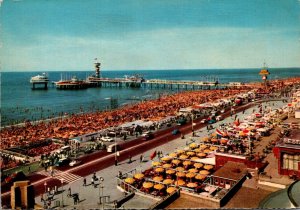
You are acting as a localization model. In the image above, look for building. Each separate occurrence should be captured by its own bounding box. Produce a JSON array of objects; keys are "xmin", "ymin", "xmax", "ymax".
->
[
  {"xmin": 10, "ymin": 181, "xmax": 35, "ymax": 209},
  {"xmin": 273, "ymin": 129, "xmax": 300, "ymax": 179}
]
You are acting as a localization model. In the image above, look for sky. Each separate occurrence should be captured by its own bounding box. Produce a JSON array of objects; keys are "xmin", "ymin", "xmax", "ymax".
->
[{"xmin": 1, "ymin": 0, "xmax": 300, "ymax": 71}]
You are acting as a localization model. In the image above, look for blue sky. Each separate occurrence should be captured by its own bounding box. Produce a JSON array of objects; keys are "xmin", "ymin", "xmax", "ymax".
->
[{"xmin": 1, "ymin": 0, "xmax": 300, "ymax": 71}]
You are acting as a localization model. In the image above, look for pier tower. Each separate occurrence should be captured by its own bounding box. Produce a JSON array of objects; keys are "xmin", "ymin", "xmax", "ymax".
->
[
  {"xmin": 94, "ymin": 58, "xmax": 101, "ymax": 78},
  {"xmin": 259, "ymin": 62, "xmax": 270, "ymax": 87}
]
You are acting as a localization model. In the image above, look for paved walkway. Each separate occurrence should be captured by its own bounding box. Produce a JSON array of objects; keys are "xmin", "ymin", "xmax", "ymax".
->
[{"xmin": 34, "ymin": 101, "xmax": 287, "ymax": 209}]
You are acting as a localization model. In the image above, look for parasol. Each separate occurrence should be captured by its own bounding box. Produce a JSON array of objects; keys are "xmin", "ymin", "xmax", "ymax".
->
[
  {"xmin": 154, "ymin": 183, "xmax": 165, "ymax": 190},
  {"xmin": 174, "ymin": 179, "xmax": 186, "ymax": 186},
  {"xmin": 187, "ymin": 182, "xmax": 198, "ymax": 188},
  {"xmin": 179, "ymin": 154, "xmax": 188, "ymax": 159},
  {"xmin": 124, "ymin": 177, "xmax": 135, "ymax": 184},
  {"xmin": 194, "ymin": 163, "xmax": 203, "ymax": 169},
  {"xmin": 167, "ymin": 187, "xmax": 177, "ymax": 194},
  {"xmin": 195, "ymin": 174, "xmax": 207, "ymax": 180},
  {"xmin": 176, "ymin": 172, "xmax": 186, "ymax": 178},
  {"xmin": 200, "ymin": 170, "xmax": 210, "ymax": 175},
  {"xmin": 143, "ymin": 182, "xmax": 154, "ymax": 189},
  {"xmin": 162, "ymin": 163, "xmax": 172, "ymax": 169},
  {"xmin": 166, "ymin": 169, "xmax": 176, "ymax": 174},
  {"xmin": 153, "ymin": 176, "xmax": 163, "ymax": 182},
  {"xmin": 163, "ymin": 179, "xmax": 174, "ymax": 185},
  {"xmin": 152, "ymin": 161, "xmax": 161, "ymax": 167},
  {"xmin": 172, "ymin": 159, "xmax": 181, "ymax": 165},
  {"xmin": 176, "ymin": 167, "xmax": 185, "ymax": 171},
  {"xmin": 186, "ymin": 151, "xmax": 195, "ymax": 156},
  {"xmin": 203, "ymin": 164, "xmax": 214, "ymax": 170},
  {"xmin": 186, "ymin": 172, "xmax": 196, "ymax": 178},
  {"xmin": 183, "ymin": 160, "xmax": 192, "ymax": 166},
  {"xmin": 188, "ymin": 168, "xmax": 198, "ymax": 173},
  {"xmin": 155, "ymin": 167, "xmax": 164, "ymax": 173},
  {"xmin": 134, "ymin": 173, "xmax": 145, "ymax": 179}
]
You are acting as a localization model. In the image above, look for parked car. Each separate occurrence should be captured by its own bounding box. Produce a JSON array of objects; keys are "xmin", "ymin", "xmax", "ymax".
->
[
  {"xmin": 172, "ymin": 129, "xmax": 181, "ymax": 135},
  {"xmin": 177, "ymin": 118, "xmax": 187, "ymax": 125},
  {"xmin": 101, "ymin": 136, "xmax": 114, "ymax": 142},
  {"xmin": 200, "ymin": 119, "xmax": 208, "ymax": 124},
  {"xmin": 69, "ymin": 159, "xmax": 82, "ymax": 167},
  {"xmin": 55, "ymin": 158, "xmax": 70, "ymax": 167},
  {"xmin": 141, "ymin": 132, "xmax": 154, "ymax": 140},
  {"xmin": 208, "ymin": 119, "xmax": 216, "ymax": 124}
]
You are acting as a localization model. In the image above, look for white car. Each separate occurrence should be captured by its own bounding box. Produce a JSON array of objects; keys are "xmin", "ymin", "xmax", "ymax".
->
[
  {"xmin": 101, "ymin": 136, "xmax": 114, "ymax": 142},
  {"xmin": 69, "ymin": 159, "xmax": 81, "ymax": 167}
]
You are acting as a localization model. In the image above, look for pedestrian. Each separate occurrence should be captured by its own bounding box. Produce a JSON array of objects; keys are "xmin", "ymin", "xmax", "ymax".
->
[
  {"xmin": 115, "ymin": 159, "xmax": 118, "ymax": 166},
  {"xmin": 118, "ymin": 171, "xmax": 122, "ymax": 178},
  {"xmin": 28, "ymin": 166, "xmax": 31, "ymax": 173},
  {"xmin": 83, "ymin": 178, "xmax": 86, "ymax": 186},
  {"xmin": 128, "ymin": 155, "xmax": 132, "ymax": 163},
  {"xmin": 91, "ymin": 177, "xmax": 94, "ymax": 185},
  {"xmin": 140, "ymin": 154, "xmax": 143, "ymax": 163},
  {"xmin": 68, "ymin": 187, "xmax": 71, "ymax": 197}
]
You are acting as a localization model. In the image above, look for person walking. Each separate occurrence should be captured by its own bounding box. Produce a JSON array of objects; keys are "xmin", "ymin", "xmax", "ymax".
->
[
  {"xmin": 128, "ymin": 155, "xmax": 132, "ymax": 163},
  {"xmin": 139, "ymin": 154, "xmax": 143, "ymax": 163},
  {"xmin": 83, "ymin": 178, "xmax": 86, "ymax": 186}
]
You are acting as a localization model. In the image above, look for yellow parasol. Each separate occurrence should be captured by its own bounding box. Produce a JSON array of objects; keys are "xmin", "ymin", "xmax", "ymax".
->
[
  {"xmin": 190, "ymin": 156, "xmax": 200, "ymax": 161},
  {"xmin": 210, "ymin": 146, "xmax": 218, "ymax": 151},
  {"xmin": 163, "ymin": 179, "xmax": 174, "ymax": 185},
  {"xmin": 174, "ymin": 179, "xmax": 186, "ymax": 186},
  {"xmin": 134, "ymin": 173, "xmax": 145, "ymax": 179},
  {"xmin": 154, "ymin": 183, "xmax": 165, "ymax": 190},
  {"xmin": 152, "ymin": 161, "xmax": 161, "ymax": 167},
  {"xmin": 197, "ymin": 153, "xmax": 207, "ymax": 158},
  {"xmin": 186, "ymin": 172, "xmax": 196, "ymax": 178},
  {"xmin": 179, "ymin": 154, "xmax": 188, "ymax": 159},
  {"xmin": 169, "ymin": 153, "xmax": 177, "ymax": 158},
  {"xmin": 183, "ymin": 160, "xmax": 192, "ymax": 166},
  {"xmin": 200, "ymin": 144, "xmax": 208, "ymax": 149},
  {"xmin": 176, "ymin": 172, "xmax": 186, "ymax": 178},
  {"xmin": 194, "ymin": 163, "xmax": 203, "ymax": 169},
  {"xmin": 203, "ymin": 164, "xmax": 214, "ymax": 170},
  {"xmin": 186, "ymin": 151, "xmax": 195, "ymax": 156},
  {"xmin": 188, "ymin": 168, "xmax": 199, "ymax": 173},
  {"xmin": 203, "ymin": 149, "xmax": 211, "ymax": 153},
  {"xmin": 189, "ymin": 143, "xmax": 198, "ymax": 149},
  {"xmin": 155, "ymin": 167, "xmax": 164, "ymax": 173},
  {"xmin": 143, "ymin": 182, "xmax": 154, "ymax": 189},
  {"xmin": 176, "ymin": 149, "xmax": 185, "ymax": 154},
  {"xmin": 166, "ymin": 169, "xmax": 176, "ymax": 174},
  {"xmin": 172, "ymin": 159, "xmax": 181, "ymax": 165},
  {"xmin": 153, "ymin": 176, "xmax": 163, "ymax": 182},
  {"xmin": 195, "ymin": 174, "xmax": 207, "ymax": 180},
  {"xmin": 193, "ymin": 148, "xmax": 202, "ymax": 153},
  {"xmin": 176, "ymin": 167, "xmax": 185, "ymax": 171},
  {"xmin": 187, "ymin": 182, "xmax": 198, "ymax": 188},
  {"xmin": 167, "ymin": 187, "xmax": 177, "ymax": 194},
  {"xmin": 124, "ymin": 177, "xmax": 135, "ymax": 184},
  {"xmin": 200, "ymin": 170, "xmax": 210, "ymax": 175},
  {"xmin": 161, "ymin": 156, "xmax": 172, "ymax": 162},
  {"xmin": 162, "ymin": 163, "xmax": 172, "ymax": 169}
]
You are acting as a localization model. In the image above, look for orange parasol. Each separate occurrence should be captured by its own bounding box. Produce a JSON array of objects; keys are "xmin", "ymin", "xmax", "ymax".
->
[
  {"xmin": 188, "ymin": 168, "xmax": 199, "ymax": 173},
  {"xmin": 172, "ymin": 159, "xmax": 181, "ymax": 165},
  {"xmin": 124, "ymin": 177, "xmax": 135, "ymax": 184},
  {"xmin": 186, "ymin": 172, "xmax": 196, "ymax": 178},
  {"xmin": 154, "ymin": 183, "xmax": 165, "ymax": 190},
  {"xmin": 200, "ymin": 144, "xmax": 208, "ymax": 149},
  {"xmin": 134, "ymin": 173, "xmax": 145, "ymax": 179},
  {"xmin": 193, "ymin": 148, "xmax": 202, "ymax": 153},
  {"xmin": 197, "ymin": 153, "xmax": 206, "ymax": 158},
  {"xmin": 152, "ymin": 161, "xmax": 161, "ymax": 167},
  {"xmin": 162, "ymin": 163, "xmax": 172, "ymax": 169},
  {"xmin": 143, "ymin": 182, "xmax": 154, "ymax": 189},
  {"xmin": 167, "ymin": 187, "xmax": 177, "ymax": 194},
  {"xmin": 179, "ymin": 154, "xmax": 188, "ymax": 159},
  {"xmin": 176, "ymin": 172, "xmax": 186, "ymax": 178},
  {"xmin": 194, "ymin": 163, "xmax": 203, "ymax": 169},
  {"xmin": 169, "ymin": 153, "xmax": 177, "ymax": 158},
  {"xmin": 163, "ymin": 179, "xmax": 174, "ymax": 185},
  {"xmin": 155, "ymin": 167, "xmax": 164, "ymax": 173},
  {"xmin": 153, "ymin": 176, "xmax": 163, "ymax": 182},
  {"xmin": 200, "ymin": 170, "xmax": 210, "ymax": 175},
  {"xmin": 195, "ymin": 174, "xmax": 207, "ymax": 180},
  {"xmin": 176, "ymin": 167, "xmax": 185, "ymax": 171},
  {"xmin": 166, "ymin": 169, "xmax": 176, "ymax": 174},
  {"xmin": 190, "ymin": 156, "xmax": 200, "ymax": 161},
  {"xmin": 187, "ymin": 182, "xmax": 198, "ymax": 188},
  {"xmin": 210, "ymin": 146, "xmax": 218, "ymax": 151},
  {"xmin": 203, "ymin": 149, "xmax": 211, "ymax": 153},
  {"xmin": 161, "ymin": 157, "xmax": 172, "ymax": 162},
  {"xmin": 203, "ymin": 164, "xmax": 214, "ymax": 170},
  {"xmin": 186, "ymin": 151, "xmax": 195, "ymax": 156},
  {"xmin": 183, "ymin": 160, "xmax": 192, "ymax": 166},
  {"xmin": 174, "ymin": 179, "xmax": 186, "ymax": 186}
]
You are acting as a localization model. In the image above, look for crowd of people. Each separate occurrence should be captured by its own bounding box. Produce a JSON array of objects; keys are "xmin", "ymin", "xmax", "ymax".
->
[{"xmin": 1, "ymin": 77, "xmax": 299, "ymax": 169}]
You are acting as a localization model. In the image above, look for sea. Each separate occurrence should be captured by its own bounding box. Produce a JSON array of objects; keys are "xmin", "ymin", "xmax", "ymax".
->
[{"xmin": 1, "ymin": 68, "xmax": 299, "ymax": 126}]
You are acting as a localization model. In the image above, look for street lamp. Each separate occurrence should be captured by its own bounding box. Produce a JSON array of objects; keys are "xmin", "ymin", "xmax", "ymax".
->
[
  {"xmin": 114, "ymin": 130, "xmax": 118, "ymax": 166},
  {"xmin": 60, "ymin": 178, "xmax": 64, "ymax": 207},
  {"xmin": 98, "ymin": 177, "xmax": 104, "ymax": 209}
]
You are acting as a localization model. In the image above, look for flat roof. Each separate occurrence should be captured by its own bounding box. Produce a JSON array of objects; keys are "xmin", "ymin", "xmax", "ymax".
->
[{"xmin": 213, "ymin": 161, "xmax": 248, "ymax": 181}]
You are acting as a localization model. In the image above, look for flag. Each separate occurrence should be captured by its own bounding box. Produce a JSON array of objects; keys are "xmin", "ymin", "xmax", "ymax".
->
[
  {"xmin": 150, "ymin": 151, "xmax": 157, "ymax": 160},
  {"xmin": 216, "ymin": 129, "xmax": 223, "ymax": 138}
]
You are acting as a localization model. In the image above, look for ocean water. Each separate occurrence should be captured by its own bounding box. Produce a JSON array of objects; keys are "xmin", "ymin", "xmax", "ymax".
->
[{"xmin": 1, "ymin": 68, "xmax": 299, "ymax": 126}]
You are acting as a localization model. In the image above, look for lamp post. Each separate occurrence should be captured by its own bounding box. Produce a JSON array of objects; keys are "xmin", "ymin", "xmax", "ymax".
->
[
  {"xmin": 114, "ymin": 129, "xmax": 118, "ymax": 166},
  {"xmin": 60, "ymin": 178, "xmax": 64, "ymax": 207},
  {"xmin": 98, "ymin": 177, "xmax": 104, "ymax": 209}
]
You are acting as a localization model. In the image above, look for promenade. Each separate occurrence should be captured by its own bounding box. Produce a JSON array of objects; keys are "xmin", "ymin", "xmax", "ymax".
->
[{"xmin": 29, "ymin": 100, "xmax": 285, "ymax": 209}]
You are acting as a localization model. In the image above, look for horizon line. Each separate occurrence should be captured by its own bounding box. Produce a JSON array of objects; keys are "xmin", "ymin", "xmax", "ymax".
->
[{"xmin": 2, "ymin": 66, "xmax": 300, "ymax": 73}]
